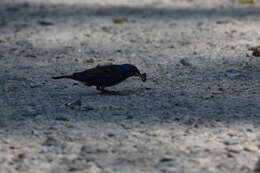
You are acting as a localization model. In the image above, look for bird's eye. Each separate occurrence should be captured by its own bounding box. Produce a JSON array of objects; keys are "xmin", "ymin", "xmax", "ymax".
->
[{"xmin": 134, "ymin": 71, "xmax": 140, "ymax": 76}]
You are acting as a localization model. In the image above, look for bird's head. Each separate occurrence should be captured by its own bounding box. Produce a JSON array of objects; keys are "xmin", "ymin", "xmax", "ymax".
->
[{"xmin": 122, "ymin": 64, "xmax": 146, "ymax": 82}]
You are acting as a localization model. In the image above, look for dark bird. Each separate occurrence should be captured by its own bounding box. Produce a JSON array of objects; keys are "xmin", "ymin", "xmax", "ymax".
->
[{"xmin": 52, "ymin": 64, "xmax": 146, "ymax": 93}]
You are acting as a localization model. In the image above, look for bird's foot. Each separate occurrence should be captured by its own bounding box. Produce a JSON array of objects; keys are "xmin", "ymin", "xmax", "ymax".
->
[{"xmin": 97, "ymin": 86, "xmax": 120, "ymax": 95}]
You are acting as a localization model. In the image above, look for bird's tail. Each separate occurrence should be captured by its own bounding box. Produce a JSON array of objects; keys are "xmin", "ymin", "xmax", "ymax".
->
[{"xmin": 52, "ymin": 75, "xmax": 73, "ymax": 79}]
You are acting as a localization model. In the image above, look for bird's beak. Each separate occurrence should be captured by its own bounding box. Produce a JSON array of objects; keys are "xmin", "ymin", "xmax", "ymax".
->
[
  {"xmin": 134, "ymin": 71, "xmax": 141, "ymax": 76},
  {"xmin": 135, "ymin": 71, "xmax": 146, "ymax": 82}
]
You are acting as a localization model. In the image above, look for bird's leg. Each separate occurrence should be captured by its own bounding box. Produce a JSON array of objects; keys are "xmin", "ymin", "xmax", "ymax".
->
[
  {"xmin": 96, "ymin": 86, "xmax": 106, "ymax": 93},
  {"xmin": 97, "ymin": 86, "xmax": 120, "ymax": 95},
  {"xmin": 96, "ymin": 86, "xmax": 101, "ymax": 91},
  {"xmin": 99, "ymin": 86, "xmax": 106, "ymax": 93}
]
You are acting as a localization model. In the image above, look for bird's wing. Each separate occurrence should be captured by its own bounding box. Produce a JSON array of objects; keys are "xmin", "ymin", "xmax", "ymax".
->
[
  {"xmin": 72, "ymin": 64, "xmax": 122, "ymax": 81},
  {"xmin": 95, "ymin": 65, "xmax": 123, "ymax": 78}
]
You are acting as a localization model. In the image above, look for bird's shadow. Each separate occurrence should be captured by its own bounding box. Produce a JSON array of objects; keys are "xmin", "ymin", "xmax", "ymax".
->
[{"xmin": 73, "ymin": 87, "xmax": 151, "ymax": 97}]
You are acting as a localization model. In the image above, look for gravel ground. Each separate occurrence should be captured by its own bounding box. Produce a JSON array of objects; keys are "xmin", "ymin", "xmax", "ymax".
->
[{"xmin": 0, "ymin": 0, "xmax": 260, "ymax": 172}]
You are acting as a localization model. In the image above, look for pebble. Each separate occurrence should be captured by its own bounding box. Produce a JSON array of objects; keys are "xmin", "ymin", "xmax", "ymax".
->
[
  {"xmin": 223, "ymin": 139, "xmax": 240, "ymax": 146},
  {"xmin": 226, "ymin": 145, "xmax": 243, "ymax": 153},
  {"xmin": 10, "ymin": 144, "xmax": 22, "ymax": 150},
  {"xmin": 146, "ymin": 130, "xmax": 164, "ymax": 137},
  {"xmin": 249, "ymin": 46, "xmax": 260, "ymax": 57},
  {"xmin": 65, "ymin": 99, "xmax": 82, "ymax": 109},
  {"xmin": 244, "ymin": 144, "xmax": 258, "ymax": 152},
  {"xmin": 179, "ymin": 59, "xmax": 192, "ymax": 66},
  {"xmin": 42, "ymin": 136, "xmax": 60, "ymax": 147},
  {"xmin": 80, "ymin": 144, "xmax": 95, "ymax": 154},
  {"xmin": 86, "ymin": 162, "xmax": 102, "ymax": 173}
]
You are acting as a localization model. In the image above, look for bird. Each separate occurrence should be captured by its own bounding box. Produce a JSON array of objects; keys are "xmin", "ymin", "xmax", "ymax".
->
[{"xmin": 52, "ymin": 64, "xmax": 146, "ymax": 93}]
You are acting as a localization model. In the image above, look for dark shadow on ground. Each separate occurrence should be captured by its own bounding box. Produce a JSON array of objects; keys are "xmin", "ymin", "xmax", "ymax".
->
[
  {"xmin": 0, "ymin": 0, "xmax": 260, "ymax": 130},
  {"xmin": 0, "ymin": 43, "xmax": 259, "ymax": 130}
]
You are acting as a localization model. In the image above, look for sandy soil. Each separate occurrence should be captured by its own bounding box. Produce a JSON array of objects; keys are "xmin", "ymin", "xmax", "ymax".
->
[{"xmin": 0, "ymin": 0, "xmax": 260, "ymax": 172}]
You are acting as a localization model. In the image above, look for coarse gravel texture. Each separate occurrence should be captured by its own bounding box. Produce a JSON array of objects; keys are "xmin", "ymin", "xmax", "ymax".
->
[{"xmin": 0, "ymin": 0, "xmax": 260, "ymax": 172}]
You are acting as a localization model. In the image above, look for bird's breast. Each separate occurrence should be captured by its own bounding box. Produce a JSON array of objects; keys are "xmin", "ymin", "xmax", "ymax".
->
[{"xmin": 101, "ymin": 77, "xmax": 127, "ymax": 86}]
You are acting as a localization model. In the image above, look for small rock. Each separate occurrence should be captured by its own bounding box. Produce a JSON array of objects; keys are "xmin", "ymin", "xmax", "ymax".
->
[
  {"xmin": 17, "ymin": 153, "xmax": 26, "ymax": 160},
  {"xmin": 10, "ymin": 152, "xmax": 27, "ymax": 168},
  {"xmin": 226, "ymin": 145, "xmax": 243, "ymax": 153},
  {"xmin": 107, "ymin": 133, "xmax": 115, "ymax": 137},
  {"xmin": 79, "ymin": 144, "xmax": 107, "ymax": 157},
  {"xmin": 65, "ymin": 99, "xmax": 82, "ymax": 109},
  {"xmin": 147, "ymin": 130, "xmax": 165, "ymax": 137},
  {"xmin": 121, "ymin": 123, "xmax": 132, "ymax": 129},
  {"xmin": 250, "ymin": 46, "xmax": 260, "ymax": 57},
  {"xmin": 80, "ymin": 144, "xmax": 96, "ymax": 154},
  {"xmin": 10, "ymin": 144, "xmax": 22, "ymax": 150},
  {"xmin": 173, "ymin": 117, "xmax": 180, "ymax": 121},
  {"xmin": 204, "ymin": 148, "xmax": 211, "ymax": 152},
  {"xmin": 224, "ymin": 139, "xmax": 240, "ymax": 145},
  {"xmin": 101, "ymin": 26, "xmax": 111, "ymax": 32},
  {"xmin": 86, "ymin": 162, "xmax": 102, "ymax": 173},
  {"xmin": 244, "ymin": 144, "xmax": 258, "ymax": 152},
  {"xmin": 197, "ymin": 21, "xmax": 204, "ymax": 26},
  {"xmin": 29, "ymin": 83, "xmax": 41, "ymax": 88},
  {"xmin": 42, "ymin": 136, "xmax": 60, "ymax": 147},
  {"xmin": 180, "ymin": 59, "xmax": 192, "ymax": 66},
  {"xmin": 227, "ymin": 152, "xmax": 236, "ymax": 158},
  {"xmin": 65, "ymin": 123, "xmax": 74, "ymax": 128},
  {"xmin": 246, "ymin": 128, "xmax": 253, "ymax": 132}
]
